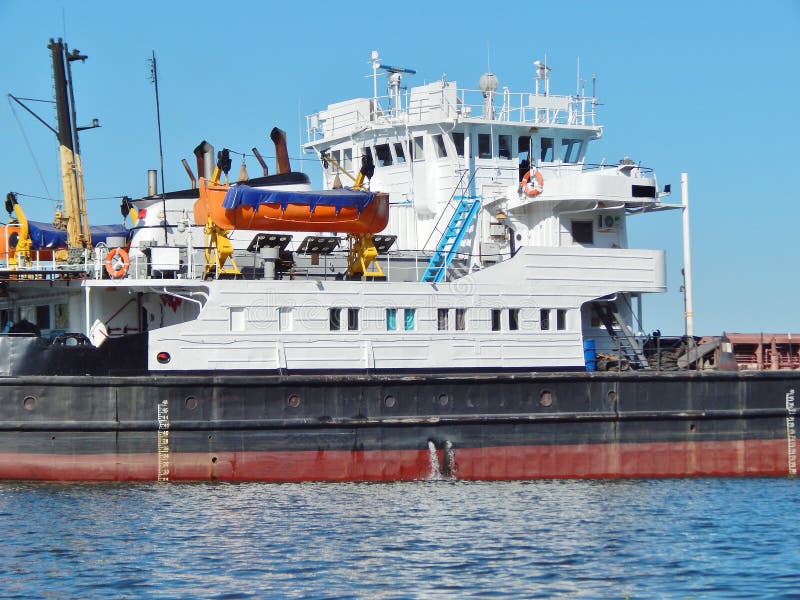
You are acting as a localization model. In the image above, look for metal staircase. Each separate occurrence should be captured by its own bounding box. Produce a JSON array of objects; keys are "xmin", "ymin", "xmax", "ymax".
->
[
  {"xmin": 420, "ymin": 195, "xmax": 481, "ymax": 283},
  {"xmin": 593, "ymin": 302, "xmax": 649, "ymax": 369}
]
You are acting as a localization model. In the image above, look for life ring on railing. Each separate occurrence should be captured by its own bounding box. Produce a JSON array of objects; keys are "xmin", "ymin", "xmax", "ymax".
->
[
  {"xmin": 105, "ymin": 247, "xmax": 130, "ymax": 279},
  {"xmin": 521, "ymin": 169, "xmax": 544, "ymax": 197}
]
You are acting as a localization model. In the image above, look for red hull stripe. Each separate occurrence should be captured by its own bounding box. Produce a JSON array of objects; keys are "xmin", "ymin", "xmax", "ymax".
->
[{"xmin": 0, "ymin": 439, "xmax": 790, "ymax": 482}]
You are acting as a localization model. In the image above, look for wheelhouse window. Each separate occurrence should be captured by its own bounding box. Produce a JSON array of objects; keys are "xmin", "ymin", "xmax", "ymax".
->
[
  {"xmin": 540, "ymin": 137, "xmax": 554, "ymax": 162},
  {"xmin": 329, "ymin": 308, "xmax": 341, "ymax": 331},
  {"xmin": 375, "ymin": 144, "xmax": 393, "ymax": 167},
  {"xmin": 561, "ymin": 138, "xmax": 582, "ymax": 163},
  {"xmin": 342, "ymin": 148, "xmax": 353, "ymax": 172},
  {"xmin": 361, "ymin": 147, "xmax": 373, "ymax": 164},
  {"xmin": 278, "ymin": 307, "xmax": 293, "ymax": 331},
  {"xmin": 437, "ymin": 308, "xmax": 449, "ymax": 331},
  {"xmin": 411, "ymin": 136, "xmax": 424, "ymax": 161},
  {"xmin": 330, "ymin": 150, "xmax": 341, "ymax": 172},
  {"xmin": 452, "ymin": 132, "xmax": 465, "ymax": 157},
  {"xmin": 393, "ymin": 142, "xmax": 406, "ymax": 163},
  {"xmin": 571, "ymin": 220, "xmax": 594, "ymax": 245},
  {"xmin": 386, "ymin": 308, "xmax": 397, "ymax": 330},
  {"xmin": 498, "ymin": 135, "xmax": 512, "ymax": 159},
  {"xmin": 432, "ymin": 134, "xmax": 448, "ymax": 158},
  {"xmin": 478, "ymin": 134, "xmax": 492, "ymax": 159},
  {"xmin": 509, "ymin": 308, "xmax": 520, "ymax": 331}
]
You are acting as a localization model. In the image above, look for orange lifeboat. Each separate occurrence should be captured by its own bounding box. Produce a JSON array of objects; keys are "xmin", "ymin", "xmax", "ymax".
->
[{"xmin": 193, "ymin": 178, "xmax": 389, "ymax": 234}]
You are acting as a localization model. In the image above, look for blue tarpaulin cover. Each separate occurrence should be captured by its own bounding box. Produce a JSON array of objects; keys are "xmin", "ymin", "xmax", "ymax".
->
[
  {"xmin": 222, "ymin": 186, "xmax": 376, "ymax": 214},
  {"xmin": 27, "ymin": 221, "xmax": 128, "ymax": 249}
]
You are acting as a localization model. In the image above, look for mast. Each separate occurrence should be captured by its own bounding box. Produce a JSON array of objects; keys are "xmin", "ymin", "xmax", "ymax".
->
[{"xmin": 48, "ymin": 38, "xmax": 91, "ymax": 251}]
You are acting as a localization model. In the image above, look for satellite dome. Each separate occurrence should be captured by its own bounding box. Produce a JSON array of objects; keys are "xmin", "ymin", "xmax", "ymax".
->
[{"xmin": 478, "ymin": 73, "xmax": 499, "ymax": 94}]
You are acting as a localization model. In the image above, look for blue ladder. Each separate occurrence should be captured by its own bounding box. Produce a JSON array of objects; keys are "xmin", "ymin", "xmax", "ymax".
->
[{"xmin": 420, "ymin": 196, "xmax": 481, "ymax": 283}]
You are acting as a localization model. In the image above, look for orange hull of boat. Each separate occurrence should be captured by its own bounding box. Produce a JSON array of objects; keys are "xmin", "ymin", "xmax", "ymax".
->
[{"xmin": 193, "ymin": 180, "xmax": 390, "ymax": 234}]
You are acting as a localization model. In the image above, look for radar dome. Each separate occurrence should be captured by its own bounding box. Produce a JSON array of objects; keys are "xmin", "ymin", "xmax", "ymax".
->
[{"xmin": 478, "ymin": 73, "xmax": 499, "ymax": 94}]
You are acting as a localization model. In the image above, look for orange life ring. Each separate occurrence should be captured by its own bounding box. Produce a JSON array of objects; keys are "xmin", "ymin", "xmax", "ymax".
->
[
  {"xmin": 105, "ymin": 247, "xmax": 130, "ymax": 279},
  {"xmin": 521, "ymin": 169, "xmax": 544, "ymax": 197}
]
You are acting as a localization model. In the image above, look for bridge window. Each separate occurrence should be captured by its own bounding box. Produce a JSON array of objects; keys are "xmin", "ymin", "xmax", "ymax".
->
[
  {"xmin": 499, "ymin": 135, "xmax": 512, "ymax": 159},
  {"xmin": 540, "ymin": 137, "xmax": 554, "ymax": 162},
  {"xmin": 561, "ymin": 138, "xmax": 582, "ymax": 163},
  {"xmin": 278, "ymin": 307, "xmax": 293, "ymax": 331},
  {"xmin": 432, "ymin": 134, "xmax": 448, "ymax": 158},
  {"xmin": 393, "ymin": 143, "xmax": 406, "ymax": 163},
  {"xmin": 509, "ymin": 308, "xmax": 520, "ymax": 331},
  {"xmin": 386, "ymin": 308, "xmax": 397, "ymax": 330},
  {"xmin": 375, "ymin": 144, "xmax": 393, "ymax": 167},
  {"xmin": 478, "ymin": 133, "xmax": 492, "ymax": 159},
  {"xmin": 342, "ymin": 148, "xmax": 353, "ymax": 172},
  {"xmin": 411, "ymin": 136, "xmax": 424, "ymax": 161},
  {"xmin": 452, "ymin": 132, "xmax": 465, "ymax": 157}
]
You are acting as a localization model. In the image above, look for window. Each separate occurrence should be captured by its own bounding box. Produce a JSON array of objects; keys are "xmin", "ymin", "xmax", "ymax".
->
[
  {"xmin": 432, "ymin": 134, "xmax": 448, "ymax": 158},
  {"xmin": 278, "ymin": 307, "xmax": 293, "ymax": 331},
  {"xmin": 404, "ymin": 308, "xmax": 416, "ymax": 331},
  {"xmin": 561, "ymin": 138, "xmax": 582, "ymax": 163},
  {"xmin": 361, "ymin": 147, "xmax": 373, "ymax": 164},
  {"xmin": 411, "ymin": 136, "xmax": 424, "ymax": 160},
  {"xmin": 455, "ymin": 308, "xmax": 466, "ymax": 331},
  {"xmin": 348, "ymin": 308, "xmax": 359, "ymax": 331},
  {"xmin": 438, "ymin": 308, "xmax": 449, "ymax": 331},
  {"xmin": 36, "ymin": 305, "xmax": 51, "ymax": 330},
  {"xmin": 557, "ymin": 309, "xmax": 567, "ymax": 331},
  {"xmin": 540, "ymin": 309, "xmax": 551, "ymax": 331},
  {"xmin": 330, "ymin": 150, "xmax": 341, "ymax": 172},
  {"xmin": 329, "ymin": 308, "xmax": 341, "ymax": 331},
  {"xmin": 342, "ymin": 148, "xmax": 353, "ymax": 172},
  {"xmin": 393, "ymin": 143, "xmax": 406, "ymax": 164},
  {"xmin": 571, "ymin": 220, "xmax": 594, "ymax": 244},
  {"xmin": 230, "ymin": 307, "xmax": 245, "ymax": 332},
  {"xmin": 386, "ymin": 308, "xmax": 397, "ymax": 331},
  {"xmin": 375, "ymin": 144, "xmax": 393, "ymax": 167},
  {"xmin": 498, "ymin": 135, "xmax": 512, "ymax": 159},
  {"xmin": 478, "ymin": 134, "xmax": 492, "ymax": 159},
  {"xmin": 452, "ymin": 132, "xmax": 465, "ymax": 157},
  {"xmin": 491, "ymin": 309, "xmax": 502, "ymax": 332},
  {"xmin": 509, "ymin": 308, "xmax": 520, "ymax": 331},
  {"xmin": 540, "ymin": 137, "xmax": 554, "ymax": 162}
]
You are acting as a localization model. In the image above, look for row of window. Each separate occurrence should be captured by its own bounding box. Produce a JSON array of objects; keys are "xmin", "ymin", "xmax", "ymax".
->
[
  {"xmin": 326, "ymin": 133, "xmax": 585, "ymax": 171},
  {"xmin": 324, "ymin": 307, "xmax": 567, "ymax": 332}
]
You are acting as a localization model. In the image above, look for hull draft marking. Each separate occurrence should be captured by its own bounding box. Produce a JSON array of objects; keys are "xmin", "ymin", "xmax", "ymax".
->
[
  {"xmin": 786, "ymin": 389, "xmax": 797, "ymax": 476},
  {"xmin": 157, "ymin": 399, "xmax": 170, "ymax": 481}
]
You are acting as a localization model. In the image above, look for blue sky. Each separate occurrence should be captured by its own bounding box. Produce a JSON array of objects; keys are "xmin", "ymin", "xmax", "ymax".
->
[{"xmin": 1, "ymin": 0, "xmax": 798, "ymax": 336}]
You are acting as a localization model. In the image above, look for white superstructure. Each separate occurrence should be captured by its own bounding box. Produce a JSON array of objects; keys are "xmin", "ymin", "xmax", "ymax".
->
[{"xmin": 0, "ymin": 53, "xmax": 683, "ymax": 374}]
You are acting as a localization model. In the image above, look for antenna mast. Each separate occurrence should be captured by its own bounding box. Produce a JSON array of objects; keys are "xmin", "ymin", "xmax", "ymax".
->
[{"xmin": 149, "ymin": 51, "xmax": 166, "ymax": 196}]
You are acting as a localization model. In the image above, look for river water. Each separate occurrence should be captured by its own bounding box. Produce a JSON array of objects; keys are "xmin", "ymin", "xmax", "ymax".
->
[{"xmin": 1, "ymin": 478, "xmax": 798, "ymax": 598}]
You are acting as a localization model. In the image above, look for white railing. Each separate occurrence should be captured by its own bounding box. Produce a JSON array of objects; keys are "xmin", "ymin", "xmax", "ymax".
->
[{"xmin": 306, "ymin": 86, "xmax": 598, "ymax": 142}]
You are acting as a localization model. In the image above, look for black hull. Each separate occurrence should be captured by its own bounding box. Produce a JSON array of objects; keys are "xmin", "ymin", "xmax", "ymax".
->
[{"xmin": 0, "ymin": 369, "xmax": 797, "ymax": 481}]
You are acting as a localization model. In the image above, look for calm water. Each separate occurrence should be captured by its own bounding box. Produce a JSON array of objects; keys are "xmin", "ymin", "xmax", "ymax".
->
[{"xmin": 1, "ymin": 479, "xmax": 798, "ymax": 599}]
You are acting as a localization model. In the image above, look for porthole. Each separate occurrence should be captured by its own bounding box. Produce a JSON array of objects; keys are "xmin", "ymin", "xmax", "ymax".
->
[
  {"xmin": 607, "ymin": 390, "xmax": 617, "ymax": 403},
  {"xmin": 539, "ymin": 390, "xmax": 553, "ymax": 407},
  {"xmin": 438, "ymin": 393, "xmax": 449, "ymax": 406},
  {"xmin": 23, "ymin": 396, "xmax": 36, "ymax": 411},
  {"xmin": 384, "ymin": 395, "xmax": 396, "ymax": 408},
  {"xmin": 287, "ymin": 394, "xmax": 301, "ymax": 408},
  {"xmin": 185, "ymin": 396, "xmax": 198, "ymax": 410}
]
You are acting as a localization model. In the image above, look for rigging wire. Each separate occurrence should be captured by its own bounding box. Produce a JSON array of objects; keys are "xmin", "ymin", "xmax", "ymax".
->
[{"xmin": 7, "ymin": 96, "xmax": 55, "ymax": 203}]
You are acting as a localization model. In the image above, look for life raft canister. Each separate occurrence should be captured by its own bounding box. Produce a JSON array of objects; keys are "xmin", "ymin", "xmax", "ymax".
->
[
  {"xmin": 105, "ymin": 247, "xmax": 130, "ymax": 279},
  {"xmin": 521, "ymin": 169, "xmax": 544, "ymax": 197}
]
